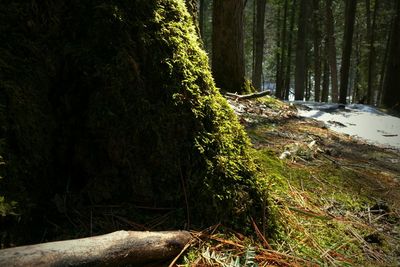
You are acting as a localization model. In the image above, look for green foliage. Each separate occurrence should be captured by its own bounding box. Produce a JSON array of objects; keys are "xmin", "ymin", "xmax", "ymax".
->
[{"xmin": 0, "ymin": 0, "xmax": 260, "ymax": 240}]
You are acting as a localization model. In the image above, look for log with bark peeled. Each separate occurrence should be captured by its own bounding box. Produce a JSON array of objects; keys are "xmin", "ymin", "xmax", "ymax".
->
[
  {"xmin": 0, "ymin": 230, "xmax": 192, "ymax": 267},
  {"xmin": 224, "ymin": 90, "xmax": 271, "ymax": 100}
]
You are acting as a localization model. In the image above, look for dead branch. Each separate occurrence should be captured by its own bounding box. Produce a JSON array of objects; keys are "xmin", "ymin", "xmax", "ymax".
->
[
  {"xmin": 0, "ymin": 230, "xmax": 191, "ymax": 267},
  {"xmin": 225, "ymin": 90, "xmax": 271, "ymax": 100}
]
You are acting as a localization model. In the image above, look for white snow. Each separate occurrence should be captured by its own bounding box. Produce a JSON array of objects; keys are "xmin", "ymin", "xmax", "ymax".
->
[{"xmin": 295, "ymin": 102, "xmax": 400, "ymax": 149}]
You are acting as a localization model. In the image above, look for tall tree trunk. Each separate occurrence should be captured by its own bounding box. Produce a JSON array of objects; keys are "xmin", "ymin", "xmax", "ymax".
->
[
  {"xmin": 352, "ymin": 29, "xmax": 361, "ymax": 103},
  {"xmin": 382, "ymin": 0, "xmax": 400, "ymax": 110},
  {"xmin": 325, "ymin": 0, "xmax": 339, "ymax": 102},
  {"xmin": 366, "ymin": 0, "xmax": 379, "ymax": 105},
  {"xmin": 276, "ymin": 0, "xmax": 288, "ymax": 99},
  {"xmin": 321, "ymin": 38, "xmax": 330, "ymax": 102},
  {"xmin": 252, "ymin": 0, "xmax": 267, "ymax": 90},
  {"xmin": 377, "ymin": 19, "xmax": 392, "ymax": 106},
  {"xmin": 212, "ymin": 0, "xmax": 245, "ymax": 93},
  {"xmin": 199, "ymin": 0, "xmax": 205, "ymax": 38},
  {"xmin": 283, "ymin": 0, "xmax": 297, "ymax": 100},
  {"xmin": 339, "ymin": 0, "xmax": 357, "ymax": 104},
  {"xmin": 294, "ymin": 0, "xmax": 307, "ymax": 100},
  {"xmin": 312, "ymin": 0, "xmax": 322, "ymax": 102},
  {"xmin": 275, "ymin": 5, "xmax": 282, "ymax": 98}
]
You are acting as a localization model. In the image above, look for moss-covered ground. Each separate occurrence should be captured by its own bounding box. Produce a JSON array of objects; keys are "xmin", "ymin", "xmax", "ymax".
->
[{"xmin": 182, "ymin": 96, "xmax": 400, "ymax": 266}]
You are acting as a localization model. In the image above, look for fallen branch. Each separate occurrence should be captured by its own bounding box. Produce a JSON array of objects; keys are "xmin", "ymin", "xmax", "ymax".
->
[
  {"xmin": 0, "ymin": 230, "xmax": 191, "ymax": 267},
  {"xmin": 225, "ymin": 90, "xmax": 271, "ymax": 100}
]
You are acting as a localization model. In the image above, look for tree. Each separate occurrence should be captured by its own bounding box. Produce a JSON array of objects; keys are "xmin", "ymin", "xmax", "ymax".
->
[
  {"xmin": 294, "ymin": 0, "xmax": 308, "ymax": 100},
  {"xmin": 312, "ymin": 0, "xmax": 322, "ymax": 102},
  {"xmin": 325, "ymin": 0, "xmax": 339, "ymax": 102},
  {"xmin": 283, "ymin": 0, "xmax": 297, "ymax": 100},
  {"xmin": 275, "ymin": 0, "xmax": 288, "ymax": 99},
  {"xmin": 339, "ymin": 0, "xmax": 357, "ymax": 104},
  {"xmin": 382, "ymin": 0, "xmax": 400, "ymax": 110},
  {"xmin": 365, "ymin": 0, "xmax": 379, "ymax": 105},
  {"xmin": 0, "ymin": 0, "xmax": 260, "ymax": 245},
  {"xmin": 252, "ymin": 0, "xmax": 267, "ymax": 90},
  {"xmin": 212, "ymin": 0, "xmax": 246, "ymax": 93}
]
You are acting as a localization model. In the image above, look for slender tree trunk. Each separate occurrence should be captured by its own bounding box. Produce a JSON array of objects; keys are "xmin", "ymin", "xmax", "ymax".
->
[
  {"xmin": 353, "ymin": 29, "xmax": 361, "ymax": 103},
  {"xmin": 294, "ymin": 0, "xmax": 307, "ymax": 100},
  {"xmin": 212, "ymin": 0, "xmax": 245, "ymax": 93},
  {"xmin": 312, "ymin": 0, "xmax": 322, "ymax": 102},
  {"xmin": 252, "ymin": 0, "xmax": 267, "ymax": 90},
  {"xmin": 339, "ymin": 0, "xmax": 357, "ymax": 104},
  {"xmin": 283, "ymin": 0, "xmax": 297, "ymax": 100},
  {"xmin": 199, "ymin": 0, "xmax": 205, "ymax": 38},
  {"xmin": 377, "ymin": 20, "xmax": 392, "ymax": 106},
  {"xmin": 275, "ymin": 5, "xmax": 282, "ymax": 97},
  {"xmin": 276, "ymin": 0, "xmax": 288, "ymax": 99},
  {"xmin": 325, "ymin": 0, "xmax": 339, "ymax": 102},
  {"xmin": 382, "ymin": 0, "xmax": 400, "ymax": 110},
  {"xmin": 321, "ymin": 37, "xmax": 330, "ymax": 102},
  {"xmin": 366, "ymin": 0, "xmax": 379, "ymax": 105}
]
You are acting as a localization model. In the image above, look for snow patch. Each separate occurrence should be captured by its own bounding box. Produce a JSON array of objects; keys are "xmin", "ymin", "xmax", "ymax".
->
[{"xmin": 295, "ymin": 102, "xmax": 400, "ymax": 149}]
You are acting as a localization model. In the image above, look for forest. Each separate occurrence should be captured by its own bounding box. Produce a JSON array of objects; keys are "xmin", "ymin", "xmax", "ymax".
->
[{"xmin": 0, "ymin": 0, "xmax": 399, "ymax": 266}]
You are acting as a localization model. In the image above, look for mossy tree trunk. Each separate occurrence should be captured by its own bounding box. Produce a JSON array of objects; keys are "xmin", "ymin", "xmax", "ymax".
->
[{"xmin": 0, "ymin": 0, "xmax": 260, "ymax": 245}]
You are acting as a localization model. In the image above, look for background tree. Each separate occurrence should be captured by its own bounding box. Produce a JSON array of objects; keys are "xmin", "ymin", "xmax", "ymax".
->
[
  {"xmin": 312, "ymin": 0, "xmax": 322, "ymax": 102},
  {"xmin": 252, "ymin": 0, "xmax": 267, "ymax": 90},
  {"xmin": 212, "ymin": 0, "xmax": 246, "ymax": 92},
  {"xmin": 325, "ymin": 0, "xmax": 339, "ymax": 102},
  {"xmin": 382, "ymin": 0, "xmax": 400, "ymax": 110},
  {"xmin": 294, "ymin": 0, "xmax": 308, "ymax": 100},
  {"xmin": 339, "ymin": 0, "xmax": 357, "ymax": 104}
]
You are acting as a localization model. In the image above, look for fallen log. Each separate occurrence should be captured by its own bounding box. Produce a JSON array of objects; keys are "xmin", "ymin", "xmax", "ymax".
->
[
  {"xmin": 0, "ymin": 230, "xmax": 191, "ymax": 267},
  {"xmin": 224, "ymin": 90, "xmax": 271, "ymax": 100}
]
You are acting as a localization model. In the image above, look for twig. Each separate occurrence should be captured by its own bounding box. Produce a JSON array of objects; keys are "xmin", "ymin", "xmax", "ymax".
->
[
  {"xmin": 251, "ymin": 217, "xmax": 272, "ymax": 249},
  {"xmin": 168, "ymin": 241, "xmax": 192, "ymax": 267}
]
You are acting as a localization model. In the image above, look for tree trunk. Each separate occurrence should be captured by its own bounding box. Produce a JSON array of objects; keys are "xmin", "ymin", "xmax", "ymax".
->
[
  {"xmin": 339, "ymin": 0, "xmax": 357, "ymax": 104},
  {"xmin": 382, "ymin": 0, "xmax": 400, "ymax": 110},
  {"xmin": 283, "ymin": 0, "xmax": 297, "ymax": 100},
  {"xmin": 377, "ymin": 19, "xmax": 392, "ymax": 106},
  {"xmin": 322, "ymin": 58, "xmax": 330, "ymax": 102},
  {"xmin": 275, "ymin": 5, "xmax": 282, "ymax": 98},
  {"xmin": 252, "ymin": 0, "xmax": 267, "ymax": 90},
  {"xmin": 199, "ymin": 0, "xmax": 205, "ymax": 38},
  {"xmin": 276, "ymin": 0, "xmax": 288, "ymax": 99},
  {"xmin": 294, "ymin": 0, "xmax": 307, "ymax": 100},
  {"xmin": 0, "ymin": 231, "xmax": 191, "ymax": 267},
  {"xmin": 212, "ymin": 0, "xmax": 245, "ymax": 93},
  {"xmin": 325, "ymin": 0, "xmax": 339, "ymax": 102},
  {"xmin": 312, "ymin": 0, "xmax": 322, "ymax": 102},
  {"xmin": 366, "ymin": 0, "xmax": 379, "ymax": 105}
]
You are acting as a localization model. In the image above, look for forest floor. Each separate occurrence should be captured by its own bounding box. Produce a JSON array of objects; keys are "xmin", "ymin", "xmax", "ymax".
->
[{"xmin": 183, "ymin": 96, "xmax": 400, "ymax": 266}]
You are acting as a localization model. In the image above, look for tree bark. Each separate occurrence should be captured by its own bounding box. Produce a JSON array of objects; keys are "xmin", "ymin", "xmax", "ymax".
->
[
  {"xmin": 0, "ymin": 231, "xmax": 191, "ymax": 267},
  {"xmin": 339, "ymin": 0, "xmax": 357, "ymax": 104},
  {"xmin": 382, "ymin": 0, "xmax": 400, "ymax": 110},
  {"xmin": 199, "ymin": 0, "xmax": 205, "ymax": 38},
  {"xmin": 283, "ymin": 0, "xmax": 297, "ymax": 100},
  {"xmin": 312, "ymin": 0, "xmax": 322, "ymax": 102},
  {"xmin": 366, "ymin": 0, "xmax": 379, "ymax": 105},
  {"xmin": 325, "ymin": 0, "xmax": 339, "ymax": 102},
  {"xmin": 212, "ymin": 0, "xmax": 245, "ymax": 93},
  {"xmin": 252, "ymin": 0, "xmax": 267, "ymax": 90},
  {"xmin": 276, "ymin": 0, "xmax": 288, "ymax": 99},
  {"xmin": 294, "ymin": 0, "xmax": 308, "ymax": 100}
]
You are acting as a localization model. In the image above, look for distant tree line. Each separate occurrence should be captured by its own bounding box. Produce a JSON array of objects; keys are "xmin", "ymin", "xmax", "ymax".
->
[{"xmin": 196, "ymin": 0, "xmax": 400, "ymax": 109}]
